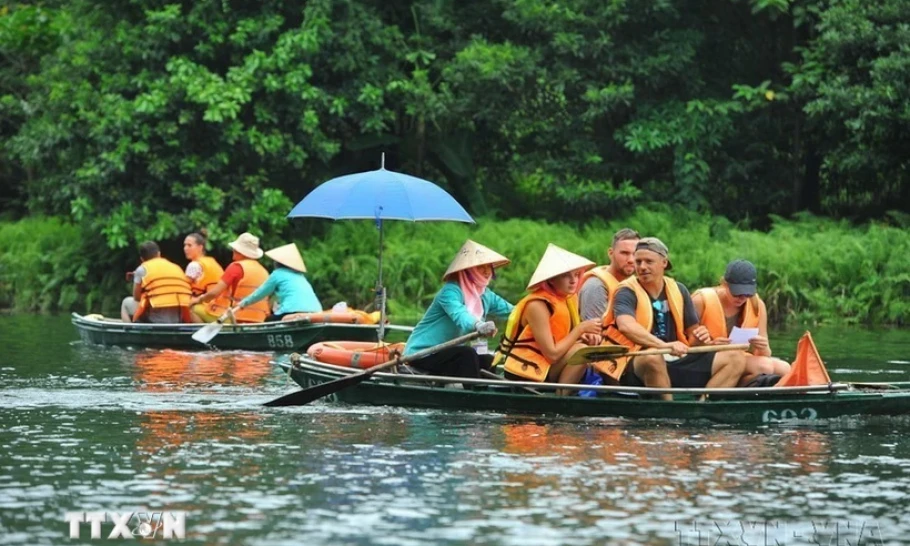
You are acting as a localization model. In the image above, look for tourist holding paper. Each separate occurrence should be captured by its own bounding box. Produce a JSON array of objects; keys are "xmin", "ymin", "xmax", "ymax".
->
[{"xmin": 692, "ymin": 259, "xmax": 791, "ymax": 387}]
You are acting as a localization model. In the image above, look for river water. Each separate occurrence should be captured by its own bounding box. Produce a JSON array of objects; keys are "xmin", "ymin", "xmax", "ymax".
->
[{"xmin": 1, "ymin": 314, "xmax": 908, "ymax": 545}]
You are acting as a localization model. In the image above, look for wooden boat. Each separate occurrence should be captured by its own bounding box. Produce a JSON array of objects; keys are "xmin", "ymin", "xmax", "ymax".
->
[
  {"xmin": 72, "ymin": 313, "xmax": 413, "ymax": 351},
  {"xmin": 276, "ymin": 354, "xmax": 910, "ymax": 424}
]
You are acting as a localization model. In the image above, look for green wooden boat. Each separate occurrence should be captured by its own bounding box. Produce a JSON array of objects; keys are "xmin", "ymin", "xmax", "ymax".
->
[
  {"xmin": 72, "ymin": 313, "xmax": 412, "ymax": 351},
  {"xmin": 276, "ymin": 355, "xmax": 910, "ymax": 424}
]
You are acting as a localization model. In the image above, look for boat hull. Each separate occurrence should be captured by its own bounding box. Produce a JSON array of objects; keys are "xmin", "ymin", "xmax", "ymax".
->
[
  {"xmin": 280, "ymin": 359, "xmax": 910, "ymax": 424},
  {"xmin": 72, "ymin": 313, "xmax": 401, "ymax": 351}
]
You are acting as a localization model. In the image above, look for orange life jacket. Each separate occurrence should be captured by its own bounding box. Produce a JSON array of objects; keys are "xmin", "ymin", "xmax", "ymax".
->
[
  {"xmin": 208, "ymin": 259, "xmax": 270, "ymax": 323},
  {"xmin": 695, "ymin": 287, "xmax": 762, "ymax": 339},
  {"xmin": 133, "ymin": 257, "xmax": 193, "ymax": 322},
  {"xmin": 495, "ymin": 289, "xmax": 579, "ymax": 382},
  {"xmin": 189, "ymin": 255, "xmax": 224, "ymax": 297},
  {"xmin": 598, "ymin": 277, "xmax": 686, "ymax": 380},
  {"xmin": 581, "ymin": 266, "xmax": 621, "ymax": 300}
]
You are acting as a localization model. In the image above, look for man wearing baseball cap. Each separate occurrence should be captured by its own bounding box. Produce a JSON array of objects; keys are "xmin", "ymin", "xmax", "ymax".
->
[
  {"xmin": 601, "ymin": 237, "xmax": 746, "ymax": 400},
  {"xmin": 692, "ymin": 259, "xmax": 791, "ymax": 387}
]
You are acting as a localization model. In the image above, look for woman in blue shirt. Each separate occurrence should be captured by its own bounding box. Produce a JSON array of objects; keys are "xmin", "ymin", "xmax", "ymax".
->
[
  {"xmin": 231, "ymin": 243, "xmax": 322, "ymax": 321},
  {"xmin": 405, "ymin": 240, "xmax": 514, "ymax": 380}
]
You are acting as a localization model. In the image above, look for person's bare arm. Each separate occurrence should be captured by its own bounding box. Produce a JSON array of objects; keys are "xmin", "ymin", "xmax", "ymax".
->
[
  {"xmin": 686, "ymin": 324, "xmax": 712, "ymax": 346},
  {"xmin": 525, "ymin": 300, "xmax": 600, "ymax": 362},
  {"xmin": 750, "ymin": 299, "xmax": 772, "ymax": 356},
  {"xmin": 616, "ymin": 314, "xmax": 687, "ymax": 356},
  {"xmin": 190, "ymin": 280, "xmax": 228, "ymax": 305}
]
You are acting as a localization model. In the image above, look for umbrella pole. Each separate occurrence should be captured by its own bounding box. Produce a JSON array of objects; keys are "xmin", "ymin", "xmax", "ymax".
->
[{"xmin": 377, "ymin": 219, "xmax": 386, "ymax": 342}]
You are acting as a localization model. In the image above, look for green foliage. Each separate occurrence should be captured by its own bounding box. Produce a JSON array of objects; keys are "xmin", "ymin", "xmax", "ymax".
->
[
  {"xmin": 300, "ymin": 209, "xmax": 909, "ymax": 325},
  {"xmin": 0, "ymin": 2, "xmax": 65, "ymax": 213},
  {"xmin": 5, "ymin": 0, "xmax": 906, "ymax": 239},
  {"xmin": 3, "ymin": 211, "xmax": 907, "ymax": 325},
  {"xmin": 1, "ymin": 1, "xmax": 908, "ymax": 324},
  {"xmin": 0, "ymin": 217, "xmax": 123, "ymax": 312},
  {"xmin": 786, "ymin": 0, "xmax": 910, "ymax": 216}
]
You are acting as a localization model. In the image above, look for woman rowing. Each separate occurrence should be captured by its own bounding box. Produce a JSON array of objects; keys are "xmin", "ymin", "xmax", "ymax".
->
[
  {"xmin": 403, "ymin": 240, "xmax": 514, "ymax": 380},
  {"xmin": 692, "ymin": 259, "xmax": 790, "ymax": 387},
  {"xmin": 230, "ymin": 243, "xmax": 322, "ymax": 321},
  {"xmin": 496, "ymin": 244, "xmax": 602, "ymax": 388}
]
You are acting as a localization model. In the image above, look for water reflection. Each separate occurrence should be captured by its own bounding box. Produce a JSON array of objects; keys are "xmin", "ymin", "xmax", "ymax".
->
[
  {"xmin": 133, "ymin": 349, "xmax": 272, "ymax": 391},
  {"xmin": 131, "ymin": 349, "xmax": 272, "ymax": 477},
  {"xmin": 420, "ymin": 419, "xmax": 844, "ymax": 542},
  {"xmin": 4, "ymin": 315, "xmax": 910, "ymax": 545}
]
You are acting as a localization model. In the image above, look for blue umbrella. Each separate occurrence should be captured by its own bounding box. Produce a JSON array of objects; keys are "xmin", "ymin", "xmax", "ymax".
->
[{"xmin": 288, "ymin": 155, "xmax": 475, "ymax": 338}]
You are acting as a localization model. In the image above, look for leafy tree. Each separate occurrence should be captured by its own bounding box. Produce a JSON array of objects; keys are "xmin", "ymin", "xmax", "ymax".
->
[
  {"xmin": 0, "ymin": 2, "xmax": 63, "ymax": 216},
  {"xmin": 787, "ymin": 0, "xmax": 910, "ymax": 218}
]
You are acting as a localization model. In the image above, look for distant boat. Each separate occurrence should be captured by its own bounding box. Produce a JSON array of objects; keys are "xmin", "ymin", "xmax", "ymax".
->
[{"xmin": 71, "ymin": 313, "xmax": 412, "ymax": 352}]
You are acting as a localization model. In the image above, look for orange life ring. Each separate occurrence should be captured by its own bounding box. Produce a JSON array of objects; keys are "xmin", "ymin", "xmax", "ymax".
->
[
  {"xmin": 282, "ymin": 310, "xmax": 381, "ymax": 324},
  {"xmin": 307, "ymin": 341, "xmax": 406, "ymax": 369}
]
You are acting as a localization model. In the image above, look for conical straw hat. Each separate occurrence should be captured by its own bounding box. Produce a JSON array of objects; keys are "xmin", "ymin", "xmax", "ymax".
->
[
  {"xmin": 442, "ymin": 239, "xmax": 510, "ymax": 280},
  {"xmin": 526, "ymin": 244, "xmax": 595, "ymax": 290},
  {"xmin": 265, "ymin": 243, "xmax": 306, "ymax": 273}
]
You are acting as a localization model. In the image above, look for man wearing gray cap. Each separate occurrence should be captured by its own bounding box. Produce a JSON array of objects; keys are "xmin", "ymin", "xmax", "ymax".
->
[
  {"xmin": 601, "ymin": 238, "xmax": 747, "ymax": 400},
  {"xmin": 693, "ymin": 259, "xmax": 791, "ymax": 387}
]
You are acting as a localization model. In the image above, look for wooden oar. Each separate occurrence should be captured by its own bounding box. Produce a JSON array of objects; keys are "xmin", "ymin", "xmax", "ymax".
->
[
  {"xmin": 263, "ymin": 331, "xmax": 482, "ymax": 407},
  {"xmin": 566, "ymin": 345, "xmax": 633, "ymax": 367},
  {"xmin": 567, "ymin": 343, "xmax": 750, "ymax": 367},
  {"xmin": 626, "ymin": 343, "xmax": 750, "ymax": 357}
]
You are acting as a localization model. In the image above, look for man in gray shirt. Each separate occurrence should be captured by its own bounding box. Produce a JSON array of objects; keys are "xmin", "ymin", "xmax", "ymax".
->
[
  {"xmin": 579, "ymin": 228, "xmax": 640, "ymax": 321},
  {"xmin": 606, "ymin": 238, "xmax": 747, "ymax": 399}
]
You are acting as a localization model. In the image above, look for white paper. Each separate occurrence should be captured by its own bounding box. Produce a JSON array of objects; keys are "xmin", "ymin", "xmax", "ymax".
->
[{"xmin": 730, "ymin": 326, "xmax": 759, "ymax": 345}]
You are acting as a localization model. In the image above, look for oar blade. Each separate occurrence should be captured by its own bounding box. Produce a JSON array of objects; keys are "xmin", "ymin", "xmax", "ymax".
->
[
  {"xmin": 264, "ymin": 372, "xmax": 373, "ymax": 407},
  {"xmin": 192, "ymin": 321, "xmax": 223, "ymax": 344},
  {"xmin": 566, "ymin": 345, "xmax": 629, "ymax": 367}
]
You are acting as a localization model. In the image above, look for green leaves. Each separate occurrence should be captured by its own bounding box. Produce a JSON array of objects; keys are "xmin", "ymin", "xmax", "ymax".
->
[
  {"xmin": 785, "ymin": 0, "xmax": 910, "ymax": 216},
  {"xmin": 2, "ymin": 0, "xmax": 908, "ymax": 266}
]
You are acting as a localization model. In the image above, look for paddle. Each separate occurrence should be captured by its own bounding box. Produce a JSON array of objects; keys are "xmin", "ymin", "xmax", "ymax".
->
[
  {"xmin": 263, "ymin": 331, "xmax": 482, "ymax": 407},
  {"xmin": 191, "ymin": 308, "xmax": 234, "ymax": 345},
  {"xmin": 567, "ymin": 343, "xmax": 751, "ymax": 368}
]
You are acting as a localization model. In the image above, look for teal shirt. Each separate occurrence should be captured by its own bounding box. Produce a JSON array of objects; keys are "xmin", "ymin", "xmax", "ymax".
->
[
  {"xmin": 404, "ymin": 282, "xmax": 514, "ymax": 355},
  {"xmin": 239, "ymin": 267, "xmax": 322, "ymax": 315}
]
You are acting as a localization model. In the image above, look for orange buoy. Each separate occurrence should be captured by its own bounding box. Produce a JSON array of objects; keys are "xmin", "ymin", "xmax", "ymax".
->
[{"xmin": 307, "ymin": 341, "xmax": 406, "ymax": 369}]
